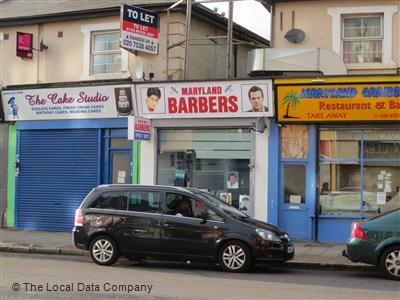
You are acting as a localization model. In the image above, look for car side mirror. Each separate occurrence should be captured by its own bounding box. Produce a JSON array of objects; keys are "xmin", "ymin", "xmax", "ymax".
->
[{"xmin": 200, "ymin": 212, "xmax": 208, "ymax": 224}]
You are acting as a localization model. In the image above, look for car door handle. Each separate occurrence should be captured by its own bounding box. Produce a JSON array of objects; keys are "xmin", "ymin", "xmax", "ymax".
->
[
  {"xmin": 115, "ymin": 217, "xmax": 125, "ymax": 223},
  {"xmin": 163, "ymin": 223, "xmax": 170, "ymax": 227}
]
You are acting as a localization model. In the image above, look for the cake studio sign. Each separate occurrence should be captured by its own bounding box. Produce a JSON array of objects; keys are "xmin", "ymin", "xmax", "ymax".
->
[{"xmin": 1, "ymin": 85, "xmax": 134, "ymax": 121}]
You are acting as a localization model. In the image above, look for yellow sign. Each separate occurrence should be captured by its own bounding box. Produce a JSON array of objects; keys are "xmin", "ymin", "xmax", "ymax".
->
[{"xmin": 277, "ymin": 83, "xmax": 400, "ymax": 122}]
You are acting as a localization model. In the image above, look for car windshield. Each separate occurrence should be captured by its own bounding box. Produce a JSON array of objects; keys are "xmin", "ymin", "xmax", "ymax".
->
[{"xmin": 189, "ymin": 189, "xmax": 248, "ymax": 219}]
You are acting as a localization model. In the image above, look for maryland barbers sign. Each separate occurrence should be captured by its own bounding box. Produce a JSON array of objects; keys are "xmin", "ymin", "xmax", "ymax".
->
[{"xmin": 135, "ymin": 80, "xmax": 273, "ymax": 119}]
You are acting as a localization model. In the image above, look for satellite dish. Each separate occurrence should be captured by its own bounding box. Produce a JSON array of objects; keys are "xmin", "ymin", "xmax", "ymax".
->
[
  {"xmin": 135, "ymin": 57, "xmax": 144, "ymax": 80},
  {"xmin": 284, "ymin": 29, "xmax": 305, "ymax": 44}
]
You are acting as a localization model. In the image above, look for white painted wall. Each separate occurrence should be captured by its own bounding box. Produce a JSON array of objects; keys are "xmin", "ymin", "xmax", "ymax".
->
[{"xmin": 253, "ymin": 122, "xmax": 268, "ymax": 221}]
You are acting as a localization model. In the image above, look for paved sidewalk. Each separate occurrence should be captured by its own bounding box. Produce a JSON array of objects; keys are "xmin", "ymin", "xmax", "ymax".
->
[{"xmin": 0, "ymin": 228, "xmax": 372, "ymax": 271}]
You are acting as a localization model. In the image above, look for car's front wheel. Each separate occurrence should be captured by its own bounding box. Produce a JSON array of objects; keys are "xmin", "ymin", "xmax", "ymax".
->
[
  {"xmin": 218, "ymin": 240, "xmax": 251, "ymax": 272},
  {"xmin": 89, "ymin": 236, "xmax": 119, "ymax": 266},
  {"xmin": 380, "ymin": 246, "xmax": 400, "ymax": 280}
]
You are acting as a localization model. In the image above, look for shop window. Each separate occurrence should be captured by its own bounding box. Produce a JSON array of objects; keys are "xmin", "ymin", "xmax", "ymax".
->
[
  {"xmin": 319, "ymin": 128, "xmax": 400, "ymax": 216},
  {"xmin": 342, "ymin": 15, "xmax": 383, "ymax": 63},
  {"xmin": 80, "ymin": 22, "xmax": 130, "ymax": 80},
  {"xmin": 158, "ymin": 129, "xmax": 250, "ymax": 211},
  {"xmin": 319, "ymin": 130, "xmax": 361, "ymax": 159},
  {"xmin": 319, "ymin": 162, "xmax": 364, "ymax": 215},
  {"xmin": 363, "ymin": 130, "xmax": 400, "ymax": 159},
  {"xmin": 281, "ymin": 125, "xmax": 308, "ymax": 159},
  {"xmin": 363, "ymin": 162, "xmax": 400, "ymax": 214}
]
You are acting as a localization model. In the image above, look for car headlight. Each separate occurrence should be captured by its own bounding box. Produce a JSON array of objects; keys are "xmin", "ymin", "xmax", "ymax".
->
[
  {"xmin": 280, "ymin": 233, "xmax": 291, "ymax": 242},
  {"xmin": 255, "ymin": 228, "xmax": 281, "ymax": 241}
]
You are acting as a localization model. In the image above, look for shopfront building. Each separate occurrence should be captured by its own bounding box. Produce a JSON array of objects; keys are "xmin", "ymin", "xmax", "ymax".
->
[
  {"xmin": 1, "ymin": 83, "xmax": 136, "ymax": 231},
  {"xmin": 269, "ymin": 76, "xmax": 400, "ymax": 242},
  {"xmin": 135, "ymin": 79, "xmax": 274, "ymax": 219}
]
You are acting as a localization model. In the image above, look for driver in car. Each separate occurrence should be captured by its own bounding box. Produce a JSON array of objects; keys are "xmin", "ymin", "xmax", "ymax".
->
[{"xmin": 175, "ymin": 199, "xmax": 191, "ymax": 217}]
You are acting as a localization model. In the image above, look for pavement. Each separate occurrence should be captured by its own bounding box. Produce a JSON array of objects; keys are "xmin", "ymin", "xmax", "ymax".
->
[{"xmin": 0, "ymin": 228, "xmax": 373, "ymax": 271}]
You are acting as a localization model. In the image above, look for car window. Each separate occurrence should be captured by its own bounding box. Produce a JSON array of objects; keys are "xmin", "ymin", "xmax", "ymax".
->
[
  {"xmin": 193, "ymin": 190, "xmax": 248, "ymax": 219},
  {"xmin": 207, "ymin": 207, "xmax": 225, "ymax": 222},
  {"xmin": 122, "ymin": 191, "xmax": 161, "ymax": 213},
  {"xmin": 166, "ymin": 193, "xmax": 206, "ymax": 219},
  {"xmin": 89, "ymin": 191, "xmax": 121, "ymax": 209}
]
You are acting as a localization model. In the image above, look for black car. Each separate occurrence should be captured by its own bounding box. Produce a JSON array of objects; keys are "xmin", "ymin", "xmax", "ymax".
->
[{"xmin": 73, "ymin": 184, "xmax": 294, "ymax": 272}]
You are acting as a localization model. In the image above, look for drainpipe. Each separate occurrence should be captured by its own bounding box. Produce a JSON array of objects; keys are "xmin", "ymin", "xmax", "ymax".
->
[{"xmin": 184, "ymin": 0, "xmax": 192, "ymax": 80}]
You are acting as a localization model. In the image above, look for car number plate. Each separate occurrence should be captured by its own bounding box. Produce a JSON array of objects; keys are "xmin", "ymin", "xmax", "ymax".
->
[{"xmin": 287, "ymin": 246, "xmax": 294, "ymax": 253}]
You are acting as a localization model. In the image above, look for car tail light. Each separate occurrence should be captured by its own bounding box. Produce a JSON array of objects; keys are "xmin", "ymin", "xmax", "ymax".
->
[
  {"xmin": 74, "ymin": 208, "xmax": 83, "ymax": 227},
  {"xmin": 351, "ymin": 222, "xmax": 367, "ymax": 239}
]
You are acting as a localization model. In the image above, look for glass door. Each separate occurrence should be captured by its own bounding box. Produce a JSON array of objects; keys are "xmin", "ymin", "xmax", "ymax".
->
[
  {"xmin": 279, "ymin": 164, "xmax": 308, "ymax": 239},
  {"xmin": 110, "ymin": 151, "xmax": 131, "ymax": 184},
  {"xmin": 101, "ymin": 130, "xmax": 132, "ymax": 184}
]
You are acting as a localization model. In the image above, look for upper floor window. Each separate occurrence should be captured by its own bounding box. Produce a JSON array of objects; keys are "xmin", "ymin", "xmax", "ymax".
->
[
  {"xmin": 327, "ymin": 5, "xmax": 398, "ymax": 66},
  {"xmin": 81, "ymin": 22, "xmax": 130, "ymax": 80},
  {"xmin": 91, "ymin": 31, "xmax": 121, "ymax": 75},
  {"xmin": 342, "ymin": 15, "xmax": 383, "ymax": 64}
]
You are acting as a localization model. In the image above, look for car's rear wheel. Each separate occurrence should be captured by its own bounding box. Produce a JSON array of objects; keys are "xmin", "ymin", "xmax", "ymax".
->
[
  {"xmin": 218, "ymin": 241, "xmax": 251, "ymax": 272},
  {"xmin": 380, "ymin": 246, "xmax": 400, "ymax": 280},
  {"xmin": 89, "ymin": 236, "xmax": 119, "ymax": 266}
]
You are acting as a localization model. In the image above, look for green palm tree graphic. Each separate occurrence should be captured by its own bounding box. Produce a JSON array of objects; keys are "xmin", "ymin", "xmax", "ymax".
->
[{"xmin": 282, "ymin": 90, "xmax": 301, "ymax": 118}]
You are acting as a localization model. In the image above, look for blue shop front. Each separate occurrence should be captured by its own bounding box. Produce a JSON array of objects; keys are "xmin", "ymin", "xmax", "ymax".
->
[
  {"xmin": 268, "ymin": 76, "xmax": 400, "ymax": 242},
  {"xmin": 1, "ymin": 83, "xmax": 135, "ymax": 231}
]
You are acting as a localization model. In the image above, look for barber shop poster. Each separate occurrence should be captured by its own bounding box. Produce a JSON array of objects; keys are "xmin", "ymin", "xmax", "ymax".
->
[{"xmin": 135, "ymin": 80, "xmax": 273, "ymax": 119}]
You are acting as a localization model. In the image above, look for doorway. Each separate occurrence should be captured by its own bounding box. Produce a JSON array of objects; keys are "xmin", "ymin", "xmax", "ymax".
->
[
  {"xmin": 102, "ymin": 129, "xmax": 132, "ymax": 184},
  {"xmin": 278, "ymin": 125, "xmax": 317, "ymax": 240}
]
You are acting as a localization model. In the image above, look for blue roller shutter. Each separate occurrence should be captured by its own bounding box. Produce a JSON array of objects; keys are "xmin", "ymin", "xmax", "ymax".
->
[{"xmin": 17, "ymin": 129, "xmax": 100, "ymax": 231}]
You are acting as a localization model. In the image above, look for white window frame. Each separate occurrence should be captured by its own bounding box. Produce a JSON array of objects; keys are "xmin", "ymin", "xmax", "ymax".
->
[
  {"xmin": 80, "ymin": 22, "xmax": 130, "ymax": 81},
  {"xmin": 328, "ymin": 5, "xmax": 398, "ymax": 67},
  {"xmin": 91, "ymin": 30, "xmax": 121, "ymax": 75},
  {"xmin": 341, "ymin": 14, "xmax": 383, "ymax": 64}
]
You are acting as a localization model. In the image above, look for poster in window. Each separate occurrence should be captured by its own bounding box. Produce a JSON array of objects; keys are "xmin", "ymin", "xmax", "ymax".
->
[
  {"xmin": 226, "ymin": 171, "xmax": 239, "ymax": 189},
  {"xmin": 239, "ymin": 195, "xmax": 250, "ymax": 213},
  {"xmin": 220, "ymin": 192, "xmax": 232, "ymax": 205}
]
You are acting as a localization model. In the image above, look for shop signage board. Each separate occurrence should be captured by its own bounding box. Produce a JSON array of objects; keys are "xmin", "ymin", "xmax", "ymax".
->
[
  {"xmin": 120, "ymin": 4, "xmax": 159, "ymax": 55},
  {"xmin": 128, "ymin": 116, "xmax": 151, "ymax": 141},
  {"xmin": 1, "ymin": 85, "xmax": 134, "ymax": 121},
  {"xmin": 276, "ymin": 78, "xmax": 400, "ymax": 122},
  {"xmin": 135, "ymin": 80, "xmax": 274, "ymax": 119}
]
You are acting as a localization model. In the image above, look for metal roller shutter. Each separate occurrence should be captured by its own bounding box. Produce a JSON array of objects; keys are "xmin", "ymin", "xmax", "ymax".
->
[{"xmin": 17, "ymin": 129, "xmax": 99, "ymax": 231}]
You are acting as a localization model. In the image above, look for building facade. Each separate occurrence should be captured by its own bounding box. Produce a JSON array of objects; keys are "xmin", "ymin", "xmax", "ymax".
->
[
  {"xmin": 0, "ymin": 1, "xmax": 269, "ymax": 231},
  {"xmin": 266, "ymin": 0, "xmax": 400, "ymax": 242}
]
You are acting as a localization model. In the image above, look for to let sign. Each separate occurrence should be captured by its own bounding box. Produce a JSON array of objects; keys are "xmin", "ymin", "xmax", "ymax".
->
[
  {"xmin": 128, "ymin": 116, "xmax": 151, "ymax": 141},
  {"xmin": 16, "ymin": 32, "xmax": 33, "ymax": 59},
  {"xmin": 120, "ymin": 4, "xmax": 159, "ymax": 55}
]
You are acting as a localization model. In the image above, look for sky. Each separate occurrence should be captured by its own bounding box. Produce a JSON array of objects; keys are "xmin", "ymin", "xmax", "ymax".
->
[{"xmin": 199, "ymin": 0, "xmax": 271, "ymax": 40}]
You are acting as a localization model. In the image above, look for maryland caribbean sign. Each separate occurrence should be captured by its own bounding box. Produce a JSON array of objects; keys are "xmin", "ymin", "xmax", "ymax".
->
[{"xmin": 276, "ymin": 76, "xmax": 400, "ymax": 122}]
